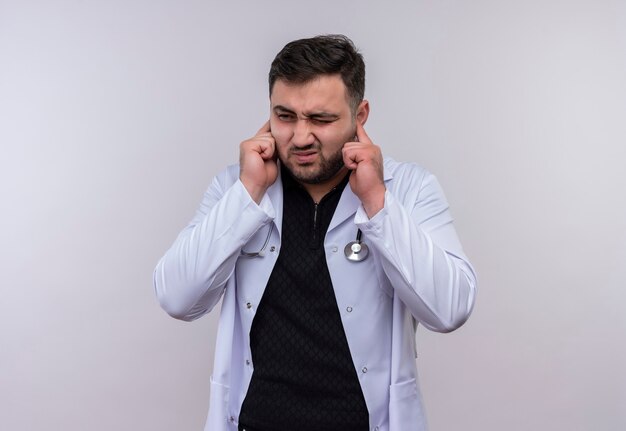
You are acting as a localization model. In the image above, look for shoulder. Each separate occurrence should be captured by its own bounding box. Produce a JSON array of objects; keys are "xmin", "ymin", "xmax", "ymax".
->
[
  {"xmin": 382, "ymin": 157, "xmax": 450, "ymax": 212},
  {"xmin": 383, "ymin": 157, "xmax": 431, "ymax": 191},
  {"xmin": 210, "ymin": 163, "xmax": 241, "ymax": 190}
]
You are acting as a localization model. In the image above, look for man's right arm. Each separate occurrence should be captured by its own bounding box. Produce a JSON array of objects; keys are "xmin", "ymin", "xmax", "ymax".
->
[
  {"xmin": 154, "ymin": 121, "xmax": 278, "ymax": 321},
  {"xmin": 153, "ymin": 167, "xmax": 275, "ymax": 321}
]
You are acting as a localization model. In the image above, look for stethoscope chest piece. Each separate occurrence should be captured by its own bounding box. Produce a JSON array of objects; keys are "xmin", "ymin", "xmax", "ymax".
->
[{"xmin": 344, "ymin": 240, "xmax": 369, "ymax": 262}]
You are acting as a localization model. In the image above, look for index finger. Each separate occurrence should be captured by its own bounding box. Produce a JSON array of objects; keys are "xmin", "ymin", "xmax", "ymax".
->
[
  {"xmin": 256, "ymin": 120, "xmax": 271, "ymax": 135},
  {"xmin": 355, "ymin": 121, "xmax": 371, "ymax": 144}
]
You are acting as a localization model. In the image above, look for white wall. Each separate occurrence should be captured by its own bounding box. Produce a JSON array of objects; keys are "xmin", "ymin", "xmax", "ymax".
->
[{"xmin": 1, "ymin": 1, "xmax": 625, "ymax": 430}]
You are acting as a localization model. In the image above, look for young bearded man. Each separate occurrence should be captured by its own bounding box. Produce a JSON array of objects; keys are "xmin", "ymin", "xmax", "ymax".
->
[{"xmin": 154, "ymin": 34, "xmax": 477, "ymax": 431}]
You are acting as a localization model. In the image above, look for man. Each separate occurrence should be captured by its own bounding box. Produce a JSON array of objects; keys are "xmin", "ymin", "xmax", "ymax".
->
[{"xmin": 154, "ymin": 35, "xmax": 476, "ymax": 431}]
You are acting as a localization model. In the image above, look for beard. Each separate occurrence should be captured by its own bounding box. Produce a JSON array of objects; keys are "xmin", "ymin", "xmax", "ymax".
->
[{"xmin": 281, "ymin": 144, "xmax": 346, "ymax": 185}]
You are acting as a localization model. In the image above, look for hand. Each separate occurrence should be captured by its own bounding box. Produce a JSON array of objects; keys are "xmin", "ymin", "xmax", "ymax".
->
[
  {"xmin": 343, "ymin": 122, "xmax": 386, "ymax": 218},
  {"xmin": 239, "ymin": 120, "xmax": 278, "ymax": 204}
]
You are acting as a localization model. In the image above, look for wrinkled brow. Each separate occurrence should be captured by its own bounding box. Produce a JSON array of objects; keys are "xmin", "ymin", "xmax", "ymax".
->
[{"xmin": 273, "ymin": 105, "xmax": 340, "ymax": 119}]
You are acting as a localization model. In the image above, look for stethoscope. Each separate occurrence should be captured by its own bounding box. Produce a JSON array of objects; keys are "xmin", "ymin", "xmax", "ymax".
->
[
  {"xmin": 240, "ymin": 224, "xmax": 369, "ymax": 262},
  {"xmin": 343, "ymin": 229, "xmax": 369, "ymax": 262},
  {"xmin": 240, "ymin": 224, "xmax": 275, "ymax": 258}
]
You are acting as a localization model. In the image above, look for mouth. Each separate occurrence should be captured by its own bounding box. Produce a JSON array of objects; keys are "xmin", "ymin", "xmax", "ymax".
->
[{"xmin": 291, "ymin": 150, "xmax": 318, "ymax": 164}]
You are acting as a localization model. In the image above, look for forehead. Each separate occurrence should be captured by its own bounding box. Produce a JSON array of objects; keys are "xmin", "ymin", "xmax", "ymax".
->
[{"xmin": 270, "ymin": 75, "xmax": 350, "ymax": 113}]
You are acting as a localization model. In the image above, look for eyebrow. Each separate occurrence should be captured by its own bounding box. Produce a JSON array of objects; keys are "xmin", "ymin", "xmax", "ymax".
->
[{"xmin": 273, "ymin": 105, "xmax": 340, "ymax": 120}]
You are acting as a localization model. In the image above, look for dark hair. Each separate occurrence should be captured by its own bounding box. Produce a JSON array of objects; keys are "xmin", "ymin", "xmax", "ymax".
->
[{"xmin": 269, "ymin": 34, "xmax": 365, "ymax": 113}]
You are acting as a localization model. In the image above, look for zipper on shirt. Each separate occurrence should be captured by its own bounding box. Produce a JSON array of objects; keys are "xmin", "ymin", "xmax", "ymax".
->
[
  {"xmin": 310, "ymin": 182, "xmax": 341, "ymax": 248},
  {"xmin": 312, "ymin": 202, "xmax": 319, "ymax": 245}
]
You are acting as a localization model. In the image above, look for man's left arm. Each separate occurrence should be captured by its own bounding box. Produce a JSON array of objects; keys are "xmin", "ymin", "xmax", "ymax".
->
[{"xmin": 344, "ymin": 123, "xmax": 477, "ymax": 333}]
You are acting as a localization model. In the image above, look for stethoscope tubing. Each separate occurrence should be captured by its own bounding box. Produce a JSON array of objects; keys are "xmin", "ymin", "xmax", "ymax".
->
[
  {"xmin": 240, "ymin": 225, "xmax": 368, "ymax": 262},
  {"xmin": 240, "ymin": 223, "xmax": 274, "ymax": 258}
]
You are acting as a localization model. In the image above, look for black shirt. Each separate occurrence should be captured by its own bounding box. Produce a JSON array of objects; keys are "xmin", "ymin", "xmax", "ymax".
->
[{"xmin": 238, "ymin": 167, "xmax": 369, "ymax": 431}]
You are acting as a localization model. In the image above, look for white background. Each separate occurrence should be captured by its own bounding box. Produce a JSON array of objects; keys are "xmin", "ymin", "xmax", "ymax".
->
[{"xmin": 1, "ymin": 1, "xmax": 625, "ymax": 430}]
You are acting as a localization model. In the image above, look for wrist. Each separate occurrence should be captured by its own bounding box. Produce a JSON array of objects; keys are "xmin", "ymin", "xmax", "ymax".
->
[
  {"xmin": 361, "ymin": 186, "xmax": 386, "ymax": 218},
  {"xmin": 240, "ymin": 176, "xmax": 267, "ymax": 204}
]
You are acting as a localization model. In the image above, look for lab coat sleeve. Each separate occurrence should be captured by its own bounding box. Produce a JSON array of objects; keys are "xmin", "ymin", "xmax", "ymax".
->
[
  {"xmin": 154, "ymin": 169, "xmax": 275, "ymax": 321},
  {"xmin": 355, "ymin": 168, "xmax": 477, "ymax": 333}
]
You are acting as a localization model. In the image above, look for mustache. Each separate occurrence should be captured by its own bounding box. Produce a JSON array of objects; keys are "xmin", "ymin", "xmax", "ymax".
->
[{"xmin": 289, "ymin": 144, "xmax": 320, "ymax": 153}]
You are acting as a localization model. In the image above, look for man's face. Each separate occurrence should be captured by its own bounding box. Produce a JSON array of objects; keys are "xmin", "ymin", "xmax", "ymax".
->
[{"xmin": 270, "ymin": 75, "xmax": 364, "ymax": 186}]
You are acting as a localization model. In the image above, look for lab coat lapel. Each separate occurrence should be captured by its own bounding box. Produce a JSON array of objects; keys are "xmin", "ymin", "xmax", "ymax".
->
[
  {"xmin": 327, "ymin": 185, "xmax": 361, "ymax": 233},
  {"xmin": 266, "ymin": 169, "xmax": 284, "ymax": 238},
  {"xmin": 327, "ymin": 168, "xmax": 394, "ymax": 233}
]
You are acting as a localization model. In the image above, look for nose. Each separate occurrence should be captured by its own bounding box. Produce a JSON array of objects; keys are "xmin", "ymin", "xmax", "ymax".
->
[{"xmin": 291, "ymin": 119, "xmax": 315, "ymax": 147}]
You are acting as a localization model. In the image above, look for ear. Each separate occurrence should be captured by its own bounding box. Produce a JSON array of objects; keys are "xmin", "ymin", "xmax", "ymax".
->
[{"xmin": 356, "ymin": 100, "xmax": 370, "ymax": 125}]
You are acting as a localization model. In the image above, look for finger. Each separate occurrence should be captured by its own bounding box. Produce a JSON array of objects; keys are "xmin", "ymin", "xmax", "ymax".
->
[
  {"xmin": 355, "ymin": 121, "xmax": 371, "ymax": 144},
  {"xmin": 258, "ymin": 140, "xmax": 275, "ymax": 160},
  {"xmin": 242, "ymin": 134, "xmax": 274, "ymax": 152},
  {"xmin": 256, "ymin": 120, "xmax": 271, "ymax": 135},
  {"xmin": 342, "ymin": 146, "xmax": 359, "ymax": 170},
  {"xmin": 342, "ymin": 141, "xmax": 364, "ymax": 151},
  {"xmin": 252, "ymin": 134, "xmax": 275, "ymax": 144}
]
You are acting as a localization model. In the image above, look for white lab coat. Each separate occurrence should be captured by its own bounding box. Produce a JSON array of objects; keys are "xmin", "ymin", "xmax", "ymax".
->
[{"xmin": 154, "ymin": 158, "xmax": 477, "ymax": 431}]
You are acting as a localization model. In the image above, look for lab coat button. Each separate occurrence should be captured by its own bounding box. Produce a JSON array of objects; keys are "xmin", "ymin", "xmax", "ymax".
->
[
  {"xmin": 361, "ymin": 366, "xmax": 368, "ymax": 374},
  {"xmin": 346, "ymin": 306, "xmax": 353, "ymax": 313},
  {"xmin": 374, "ymin": 427, "xmax": 379, "ymax": 431},
  {"xmin": 331, "ymin": 246, "xmax": 338, "ymax": 252},
  {"xmin": 246, "ymin": 302, "xmax": 252, "ymax": 309},
  {"xmin": 229, "ymin": 416, "xmax": 235, "ymax": 423},
  {"xmin": 245, "ymin": 359, "xmax": 251, "ymax": 366},
  {"xmin": 270, "ymin": 246, "xmax": 276, "ymax": 252}
]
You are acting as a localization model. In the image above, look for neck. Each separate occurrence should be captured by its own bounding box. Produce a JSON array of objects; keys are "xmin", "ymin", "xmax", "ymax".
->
[{"xmin": 301, "ymin": 167, "xmax": 350, "ymax": 203}]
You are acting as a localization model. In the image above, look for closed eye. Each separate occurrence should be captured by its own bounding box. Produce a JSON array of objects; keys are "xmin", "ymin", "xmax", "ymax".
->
[{"xmin": 309, "ymin": 117, "xmax": 337, "ymax": 125}]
